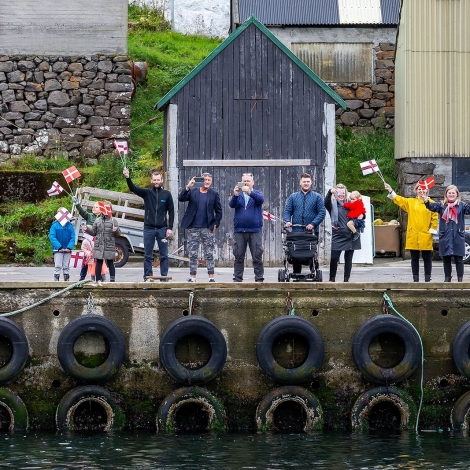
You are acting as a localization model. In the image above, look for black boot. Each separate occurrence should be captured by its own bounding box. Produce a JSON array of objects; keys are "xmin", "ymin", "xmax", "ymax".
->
[
  {"xmin": 425, "ymin": 275, "xmax": 431, "ymax": 282},
  {"xmin": 54, "ymin": 274, "xmax": 60, "ymax": 281},
  {"xmin": 413, "ymin": 275, "xmax": 419, "ymax": 282},
  {"xmin": 444, "ymin": 276, "xmax": 452, "ymax": 282},
  {"xmin": 329, "ymin": 277, "xmax": 335, "ymax": 282},
  {"xmin": 458, "ymin": 277, "xmax": 463, "ymax": 282},
  {"xmin": 110, "ymin": 277, "xmax": 115, "ymax": 282},
  {"xmin": 344, "ymin": 276, "xmax": 349, "ymax": 282},
  {"xmin": 64, "ymin": 274, "xmax": 69, "ymax": 282}
]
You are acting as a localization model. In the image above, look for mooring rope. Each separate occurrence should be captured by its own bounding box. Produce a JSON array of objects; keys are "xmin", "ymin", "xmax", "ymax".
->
[
  {"xmin": 382, "ymin": 292, "xmax": 424, "ymax": 434},
  {"xmin": 0, "ymin": 280, "xmax": 90, "ymax": 317}
]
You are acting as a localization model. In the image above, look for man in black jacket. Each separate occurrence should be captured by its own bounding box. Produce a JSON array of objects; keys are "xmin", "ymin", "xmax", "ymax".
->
[{"xmin": 123, "ymin": 168, "xmax": 174, "ymax": 281}]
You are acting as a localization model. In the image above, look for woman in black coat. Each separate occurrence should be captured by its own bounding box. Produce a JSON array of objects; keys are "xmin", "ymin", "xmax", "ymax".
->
[
  {"xmin": 424, "ymin": 184, "xmax": 470, "ymax": 282},
  {"xmin": 325, "ymin": 183, "xmax": 362, "ymax": 282}
]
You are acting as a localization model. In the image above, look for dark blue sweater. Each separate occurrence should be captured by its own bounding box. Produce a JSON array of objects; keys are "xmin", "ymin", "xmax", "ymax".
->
[{"xmin": 229, "ymin": 190, "xmax": 264, "ymax": 233}]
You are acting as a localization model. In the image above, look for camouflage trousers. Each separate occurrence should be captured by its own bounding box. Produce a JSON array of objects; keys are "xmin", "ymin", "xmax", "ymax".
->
[{"xmin": 186, "ymin": 228, "xmax": 215, "ymax": 275}]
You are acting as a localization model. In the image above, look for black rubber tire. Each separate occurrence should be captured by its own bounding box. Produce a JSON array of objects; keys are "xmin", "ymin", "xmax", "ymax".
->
[
  {"xmin": 256, "ymin": 316, "xmax": 324, "ymax": 384},
  {"xmin": 157, "ymin": 386, "xmax": 226, "ymax": 433},
  {"xmin": 57, "ymin": 315, "xmax": 126, "ymax": 382},
  {"xmin": 114, "ymin": 238, "xmax": 129, "ymax": 268},
  {"xmin": 0, "ymin": 318, "xmax": 29, "ymax": 384},
  {"xmin": 278, "ymin": 269, "xmax": 286, "ymax": 282},
  {"xmin": 159, "ymin": 316, "xmax": 227, "ymax": 385},
  {"xmin": 351, "ymin": 386, "xmax": 413, "ymax": 431},
  {"xmin": 56, "ymin": 385, "xmax": 125, "ymax": 431},
  {"xmin": 256, "ymin": 385, "xmax": 323, "ymax": 432},
  {"xmin": 452, "ymin": 321, "xmax": 470, "ymax": 378},
  {"xmin": 352, "ymin": 315, "xmax": 421, "ymax": 384},
  {"xmin": 0, "ymin": 388, "xmax": 28, "ymax": 431},
  {"xmin": 451, "ymin": 391, "xmax": 470, "ymax": 432}
]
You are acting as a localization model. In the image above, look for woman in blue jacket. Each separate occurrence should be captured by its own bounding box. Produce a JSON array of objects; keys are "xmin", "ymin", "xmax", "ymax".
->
[
  {"xmin": 424, "ymin": 185, "xmax": 470, "ymax": 282},
  {"xmin": 49, "ymin": 207, "xmax": 76, "ymax": 281}
]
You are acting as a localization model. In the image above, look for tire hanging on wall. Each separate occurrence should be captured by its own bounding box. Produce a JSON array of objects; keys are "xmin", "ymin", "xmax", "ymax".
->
[
  {"xmin": 159, "ymin": 316, "xmax": 227, "ymax": 385},
  {"xmin": 451, "ymin": 390, "xmax": 470, "ymax": 433},
  {"xmin": 0, "ymin": 388, "xmax": 28, "ymax": 431},
  {"xmin": 0, "ymin": 317, "xmax": 29, "ymax": 384},
  {"xmin": 256, "ymin": 316, "xmax": 324, "ymax": 384},
  {"xmin": 156, "ymin": 386, "xmax": 226, "ymax": 433},
  {"xmin": 352, "ymin": 315, "xmax": 421, "ymax": 384},
  {"xmin": 452, "ymin": 321, "xmax": 470, "ymax": 378},
  {"xmin": 57, "ymin": 315, "xmax": 126, "ymax": 382},
  {"xmin": 256, "ymin": 385, "xmax": 323, "ymax": 433},
  {"xmin": 56, "ymin": 385, "xmax": 125, "ymax": 431},
  {"xmin": 351, "ymin": 386, "xmax": 414, "ymax": 431}
]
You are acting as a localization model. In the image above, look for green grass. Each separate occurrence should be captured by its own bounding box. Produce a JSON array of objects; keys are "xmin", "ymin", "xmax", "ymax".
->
[
  {"xmin": 0, "ymin": 5, "xmax": 398, "ymax": 264},
  {"xmin": 336, "ymin": 127, "xmax": 398, "ymax": 220}
]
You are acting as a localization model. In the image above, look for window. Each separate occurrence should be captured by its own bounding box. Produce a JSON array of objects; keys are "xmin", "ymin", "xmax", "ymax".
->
[
  {"xmin": 452, "ymin": 158, "xmax": 470, "ymax": 191},
  {"xmin": 291, "ymin": 42, "xmax": 373, "ymax": 83}
]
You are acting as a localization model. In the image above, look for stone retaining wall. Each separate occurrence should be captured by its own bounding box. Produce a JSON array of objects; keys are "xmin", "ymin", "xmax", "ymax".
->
[
  {"xmin": 0, "ymin": 55, "xmax": 131, "ymax": 163},
  {"xmin": 333, "ymin": 43, "xmax": 395, "ymax": 129}
]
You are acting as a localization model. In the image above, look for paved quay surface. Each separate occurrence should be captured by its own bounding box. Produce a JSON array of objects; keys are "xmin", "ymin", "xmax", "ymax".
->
[{"xmin": 0, "ymin": 257, "xmax": 465, "ymax": 284}]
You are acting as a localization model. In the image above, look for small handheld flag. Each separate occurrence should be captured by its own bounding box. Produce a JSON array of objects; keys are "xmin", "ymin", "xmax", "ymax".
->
[
  {"xmin": 360, "ymin": 159, "xmax": 385, "ymax": 184},
  {"xmin": 263, "ymin": 211, "xmax": 276, "ymax": 221},
  {"xmin": 62, "ymin": 166, "xmax": 81, "ymax": 183},
  {"xmin": 69, "ymin": 250, "xmax": 85, "ymax": 269},
  {"xmin": 418, "ymin": 176, "xmax": 435, "ymax": 190},
  {"xmin": 55, "ymin": 207, "xmax": 71, "ymax": 226},
  {"xmin": 97, "ymin": 201, "xmax": 112, "ymax": 217},
  {"xmin": 360, "ymin": 160, "xmax": 379, "ymax": 175},
  {"xmin": 47, "ymin": 181, "xmax": 64, "ymax": 197},
  {"xmin": 114, "ymin": 140, "xmax": 128, "ymax": 155}
]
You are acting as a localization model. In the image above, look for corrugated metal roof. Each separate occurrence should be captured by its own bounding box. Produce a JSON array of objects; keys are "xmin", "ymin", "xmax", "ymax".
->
[
  {"xmin": 380, "ymin": 0, "xmax": 401, "ymax": 24},
  {"xmin": 239, "ymin": 0, "xmax": 339, "ymax": 26},
  {"xmin": 237, "ymin": 0, "xmax": 400, "ymax": 26}
]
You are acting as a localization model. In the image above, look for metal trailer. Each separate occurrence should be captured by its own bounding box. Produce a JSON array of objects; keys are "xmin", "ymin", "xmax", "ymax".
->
[{"xmin": 71, "ymin": 186, "xmax": 190, "ymax": 268}]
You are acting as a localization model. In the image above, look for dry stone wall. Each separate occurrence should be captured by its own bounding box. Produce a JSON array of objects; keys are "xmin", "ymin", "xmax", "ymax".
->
[
  {"xmin": 0, "ymin": 55, "xmax": 132, "ymax": 163},
  {"xmin": 333, "ymin": 43, "xmax": 395, "ymax": 129}
]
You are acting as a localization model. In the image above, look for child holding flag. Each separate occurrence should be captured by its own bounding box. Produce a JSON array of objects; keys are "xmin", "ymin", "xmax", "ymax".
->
[
  {"xmin": 84, "ymin": 201, "xmax": 121, "ymax": 283},
  {"xmin": 49, "ymin": 207, "xmax": 76, "ymax": 281}
]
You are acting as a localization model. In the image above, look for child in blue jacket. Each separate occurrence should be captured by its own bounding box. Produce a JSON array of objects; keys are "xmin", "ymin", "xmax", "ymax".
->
[{"xmin": 49, "ymin": 207, "xmax": 76, "ymax": 281}]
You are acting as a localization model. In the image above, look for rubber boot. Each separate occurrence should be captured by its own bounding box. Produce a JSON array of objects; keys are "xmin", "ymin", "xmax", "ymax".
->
[
  {"xmin": 425, "ymin": 275, "xmax": 431, "ymax": 282},
  {"xmin": 64, "ymin": 274, "xmax": 69, "ymax": 282},
  {"xmin": 444, "ymin": 276, "xmax": 452, "ymax": 282},
  {"xmin": 413, "ymin": 275, "xmax": 419, "ymax": 282},
  {"xmin": 54, "ymin": 274, "xmax": 60, "ymax": 281},
  {"xmin": 110, "ymin": 277, "xmax": 115, "ymax": 282},
  {"xmin": 458, "ymin": 277, "xmax": 463, "ymax": 282}
]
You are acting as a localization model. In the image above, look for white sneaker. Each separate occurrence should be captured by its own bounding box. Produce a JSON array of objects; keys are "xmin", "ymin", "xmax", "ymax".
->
[{"xmin": 187, "ymin": 278, "xmax": 196, "ymax": 282}]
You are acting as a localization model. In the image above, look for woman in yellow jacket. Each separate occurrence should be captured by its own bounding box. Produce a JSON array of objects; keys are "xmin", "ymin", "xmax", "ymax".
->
[{"xmin": 384, "ymin": 182, "xmax": 438, "ymax": 282}]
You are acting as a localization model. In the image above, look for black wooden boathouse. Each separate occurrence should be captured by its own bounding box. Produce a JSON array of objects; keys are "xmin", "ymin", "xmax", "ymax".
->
[{"xmin": 156, "ymin": 16, "xmax": 346, "ymax": 266}]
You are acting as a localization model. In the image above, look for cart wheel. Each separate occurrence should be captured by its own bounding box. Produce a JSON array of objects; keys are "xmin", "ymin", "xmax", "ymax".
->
[
  {"xmin": 315, "ymin": 270, "xmax": 323, "ymax": 282},
  {"xmin": 278, "ymin": 269, "xmax": 286, "ymax": 282}
]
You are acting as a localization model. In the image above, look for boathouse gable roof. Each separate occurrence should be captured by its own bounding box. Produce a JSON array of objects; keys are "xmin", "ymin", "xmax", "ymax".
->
[{"xmin": 156, "ymin": 15, "xmax": 347, "ymax": 110}]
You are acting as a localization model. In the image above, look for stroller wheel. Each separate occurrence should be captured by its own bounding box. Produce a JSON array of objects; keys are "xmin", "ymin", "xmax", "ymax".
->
[
  {"xmin": 315, "ymin": 270, "xmax": 323, "ymax": 282},
  {"xmin": 278, "ymin": 269, "xmax": 286, "ymax": 282}
]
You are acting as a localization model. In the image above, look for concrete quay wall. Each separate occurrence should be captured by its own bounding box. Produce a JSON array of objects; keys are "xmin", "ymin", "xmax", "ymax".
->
[{"xmin": 1, "ymin": 282, "xmax": 470, "ymax": 432}]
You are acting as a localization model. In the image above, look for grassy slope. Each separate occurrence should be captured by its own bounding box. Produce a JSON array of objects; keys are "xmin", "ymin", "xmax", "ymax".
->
[{"xmin": 0, "ymin": 5, "xmax": 397, "ymax": 264}]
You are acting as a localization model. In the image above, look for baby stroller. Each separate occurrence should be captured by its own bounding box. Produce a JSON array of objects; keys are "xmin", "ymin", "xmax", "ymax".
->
[{"xmin": 278, "ymin": 226, "xmax": 322, "ymax": 282}]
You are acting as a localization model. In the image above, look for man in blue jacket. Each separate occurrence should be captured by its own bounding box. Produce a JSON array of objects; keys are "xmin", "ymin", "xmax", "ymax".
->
[
  {"xmin": 229, "ymin": 173, "xmax": 265, "ymax": 282},
  {"xmin": 283, "ymin": 173, "xmax": 326, "ymax": 274},
  {"xmin": 123, "ymin": 168, "xmax": 174, "ymax": 281}
]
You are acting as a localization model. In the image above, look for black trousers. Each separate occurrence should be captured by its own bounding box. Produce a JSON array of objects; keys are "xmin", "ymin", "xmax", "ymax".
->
[
  {"xmin": 443, "ymin": 255, "xmax": 464, "ymax": 278},
  {"xmin": 329, "ymin": 250, "xmax": 354, "ymax": 280},
  {"xmin": 95, "ymin": 259, "xmax": 115, "ymax": 281},
  {"xmin": 410, "ymin": 250, "xmax": 432, "ymax": 276}
]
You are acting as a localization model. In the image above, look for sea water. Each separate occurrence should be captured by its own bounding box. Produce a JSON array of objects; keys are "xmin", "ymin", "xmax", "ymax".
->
[{"xmin": 1, "ymin": 431, "xmax": 470, "ymax": 469}]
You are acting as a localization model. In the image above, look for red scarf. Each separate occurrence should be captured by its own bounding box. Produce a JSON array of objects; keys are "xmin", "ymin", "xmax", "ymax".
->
[{"xmin": 442, "ymin": 202, "xmax": 458, "ymax": 224}]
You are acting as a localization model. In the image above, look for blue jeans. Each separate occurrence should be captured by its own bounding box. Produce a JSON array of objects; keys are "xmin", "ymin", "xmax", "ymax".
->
[{"xmin": 143, "ymin": 227, "xmax": 169, "ymax": 278}]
